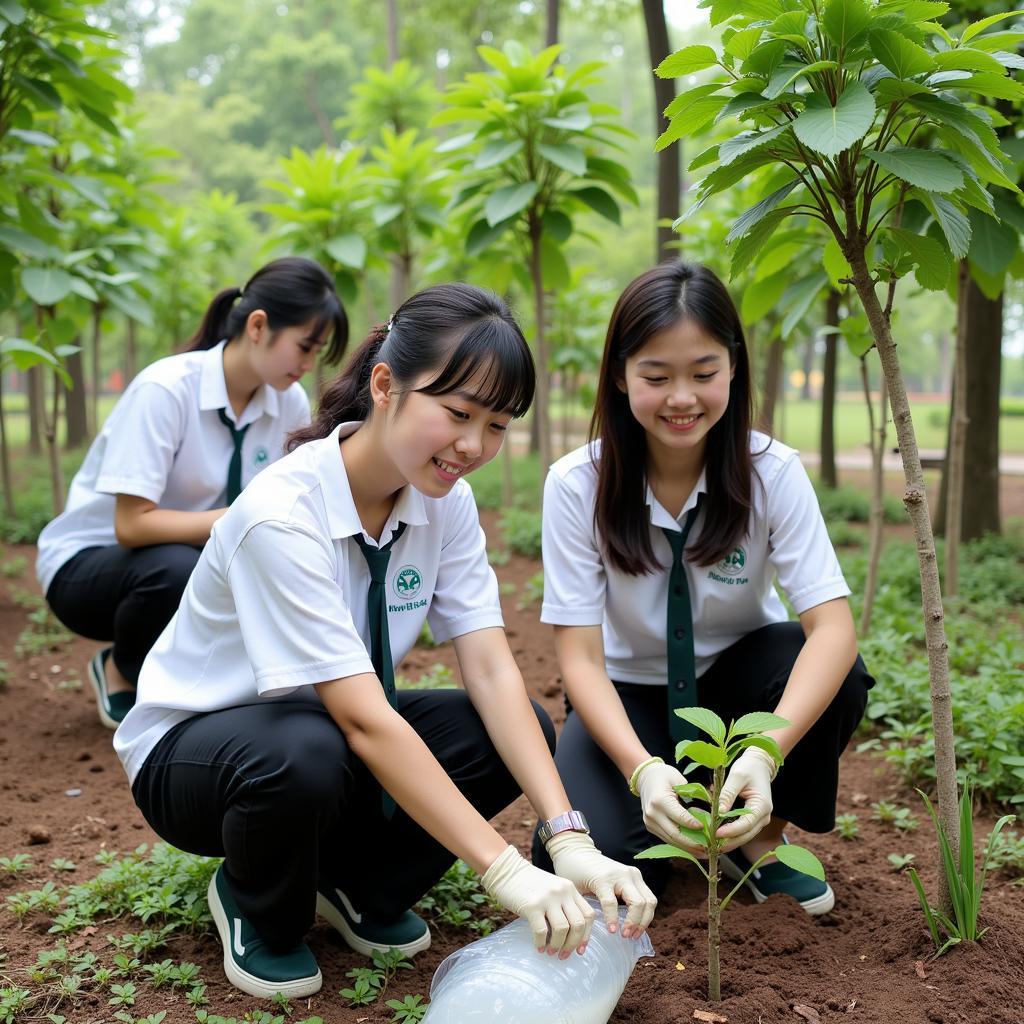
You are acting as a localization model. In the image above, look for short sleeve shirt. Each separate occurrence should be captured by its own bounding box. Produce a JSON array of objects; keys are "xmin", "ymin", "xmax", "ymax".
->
[
  {"xmin": 35, "ymin": 342, "xmax": 311, "ymax": 592},
  {"xmin": 540, "ymin": 433, "xmax": 850, "ymax": 686},
  {"xmin": 113, "ymin": 422, "xmax": 503, "ymax": 784}
]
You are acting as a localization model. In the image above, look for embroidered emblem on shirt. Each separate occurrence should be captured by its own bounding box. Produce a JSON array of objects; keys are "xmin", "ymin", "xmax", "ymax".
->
[
  {"xmin": 393, "ymin": 565, "xmax": 422, "ymax": 600},
  {"xmin": 708, "ymin": 546, "xmax": 748, "ymax": 585}
]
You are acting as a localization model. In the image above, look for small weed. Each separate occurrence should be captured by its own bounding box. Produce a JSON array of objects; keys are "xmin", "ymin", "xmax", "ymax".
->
[
  {"xmin": 108, "ymin": 981, "xmax": 137, "ymax": 1007},
  {"xmin": 386, "ymin": 994, "xmax": 428, "ymax": 1022},
  {"xmin": 340, "ymin": 948, "xmax": 413, "ymax": 1008},
  {"xmin": 270, "ymin": 992, "xmax": 291, "ymax": 1015},
  {"xmin": 499, "ymin": 580, "xmax": 517, "ymax": 597},
  {"xmin": 416, "ymin": 859, "xmax": 501, "ymax": 935},
  {"xmin": 50, "ymin": 858, "xmax": 76, "ymax": 873},
  {"xmin": 14, "ymin": 597, "xmax": 72, "ymax": 659},
  {"xmin": 888, "ymin": 852, "xmax": 916, "ymax": 872},
  {"xmin": 834, "ymin": 813, "xmax": 860, "ymax": 840},
  {"xmin": 0, "ymin": 556, "xmax": 26, "ymax": 578},
  {"xmin": 986, "ymin": 828, "xmax": 1024, "ymax": 881},
  {"xmin": 398, "ymin": 663, "xmax": 455, "ymax": 690},
  {"xmin": 497, "ymin": 507, "xmax": 542, "ymax": 557},
  {"xmin": 0, "ymin": 854, "xmax": 32, "ymax": 875},
  {"xmin": 488, "ymin": 547, "xmax": 510, "ymax": 566},
  {"xmin": 516, "ymin": 570, "xmax": 544, "ymax": 610},
  {"xmin": 871, "ymin": 801, "xmax": 919, "ymax": 830}
]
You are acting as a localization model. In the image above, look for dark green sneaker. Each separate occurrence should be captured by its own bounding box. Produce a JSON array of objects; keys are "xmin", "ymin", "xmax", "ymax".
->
[
  {"xmin": 88, "ymin": 649, "xmax": 135, "ymax": 730},
  {"xmin": 207, "ymin": 865, "xmax": 322, "ymax": 998},
  {"xmin": 316, "ymin": 884, "xmax": 431, "ymax": 957},
  {"xmin": 719, "ymin": 837, "xmax": 835, "ymax": 916}
]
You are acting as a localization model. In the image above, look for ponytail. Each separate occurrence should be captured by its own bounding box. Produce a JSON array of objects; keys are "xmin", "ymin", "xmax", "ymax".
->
[
  {"xmin": 187, "ymin": 287, "xmax": 244, "ymax": 351},
  {"xmin": 287, "ymin": 325, "xmax": 388, "ymax": 450}
]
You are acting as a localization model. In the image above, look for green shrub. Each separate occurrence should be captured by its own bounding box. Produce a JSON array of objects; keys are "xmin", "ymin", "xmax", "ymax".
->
[
  {"xmin": 814, "ymin": 484, "xmax": 906, "ymax": 525},
  {"xmin": 497, "ymin": 507, "xmax": 542, "ymax": 558}
]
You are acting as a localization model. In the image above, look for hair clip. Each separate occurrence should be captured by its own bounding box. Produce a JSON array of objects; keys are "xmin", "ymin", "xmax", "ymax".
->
[{"xmin": 385, "ymin": 316, "xmax": 395, "ymax": 334}]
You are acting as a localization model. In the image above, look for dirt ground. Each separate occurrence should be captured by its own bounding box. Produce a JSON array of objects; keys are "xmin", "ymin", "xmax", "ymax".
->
[{"xmin": 1, "ymin": 497, "xmax": 1022, "ymax": 1024}]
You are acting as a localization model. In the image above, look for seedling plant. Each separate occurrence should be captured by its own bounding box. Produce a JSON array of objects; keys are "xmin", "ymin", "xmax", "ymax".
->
[{"xmin": 637, "ymin": 707, "xmax": 824, "ymax": 1001}]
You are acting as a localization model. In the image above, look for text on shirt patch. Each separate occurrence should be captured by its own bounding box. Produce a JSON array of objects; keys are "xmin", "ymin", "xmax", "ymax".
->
[{"xmin": 708, "ymin": 546, "xmax": 748, "ymax": 585}]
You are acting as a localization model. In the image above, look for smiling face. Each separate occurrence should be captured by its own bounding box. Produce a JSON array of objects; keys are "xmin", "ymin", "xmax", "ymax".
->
[{"xmin": 620, "ymin": 317, "xmax": 734, "ymax": 463}]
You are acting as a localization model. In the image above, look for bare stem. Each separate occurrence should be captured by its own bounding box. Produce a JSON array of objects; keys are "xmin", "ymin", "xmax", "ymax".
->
[{"xmin": 708, "ymin": 764, "xmax": 725, "ymax": 1002}]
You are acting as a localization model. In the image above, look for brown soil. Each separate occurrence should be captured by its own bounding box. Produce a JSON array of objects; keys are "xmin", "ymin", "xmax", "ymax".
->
[{"xmin": 1, "ymin": 511, "xmax": 1022, "ymax": 1024}]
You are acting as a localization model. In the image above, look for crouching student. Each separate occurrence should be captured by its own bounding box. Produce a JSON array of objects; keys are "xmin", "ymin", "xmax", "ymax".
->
[
  {"xmin": 37, "ymin": 257, "xmax": 346, "ymax": 728},
  {"xmin": 113, "ymin": 283, "xmax": 657, "ymax": 999},
  {"xmin": 532, "ymin": 261, "xmax": 874, "ymax": 916}
]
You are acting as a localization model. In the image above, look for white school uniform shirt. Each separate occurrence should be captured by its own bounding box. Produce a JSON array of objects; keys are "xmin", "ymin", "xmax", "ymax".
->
[
  {"xmin": 35, "ymin": 341, "xmax": 311, "ymax": 594},
  {"xmin": 540, "ymin": 432, "xmax": 850, "ymax": 686},
  {"xmin": 114, "ymin": 421, "xmax": 504, "ymax": 784}
]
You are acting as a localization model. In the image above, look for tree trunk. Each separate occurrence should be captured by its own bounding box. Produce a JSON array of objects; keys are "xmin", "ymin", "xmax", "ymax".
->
[
  {"xmin": 386, "ymin": 0, "xmax": 399, "ymax": 67},
  {"xmin": 36, "ymin": 308, "xmax": 65, "ymax": 516},
  {"xmin": 641, "ymin": 0, "xmax": 679, "ymax": 262},
  {"xmin": 90, "ymin": 302, "xmax": 104, "ymax": 435},
  {"xmin": 859, "ymin": 359, "xmax": 887, "ymax": 636},
  {"xmin": 545, "ymin": 0, "xmax": 558, "ymax": 46},
  {"xmin": 124, "ymin": 318, "xmax": 138, "ymax": 384},
  {"xmin": 943, "ymin": 263, "xmax": 970, "ymax": 596},
  {"xmin": 936, "ymin": 271, "xmax": 1001, "ymax": 541},
  {"xmin": 0, "ymin": 370, "xmax": 14, "ymax": 518},
  {"xmin": 847, "ymin": 247, "xmax": 958, "ymax": 912},
  {"xmin": 528, "ymin": 216, "xmax": 552, "ymax": 485},
  {"xmin": 27, "ymin": 365, "xmax": 44, "ymax": 456},
  {"xmin": 800, "ymin": 334, "xmax": 814, "ymax": 400},
  {"xmin": 758, "ymin": 334, "xmax": 784, "ymax": 433},
  {"xmin": 819, "ymin": 290, "xmax": 840, "ymax": 488},
  {"xmin": 390, "ymin": 252, "xmax": 412, "ymax": 313},
  {"xmin": 64, "ymin": 342, "xmax": 89, "ymax": 449}
]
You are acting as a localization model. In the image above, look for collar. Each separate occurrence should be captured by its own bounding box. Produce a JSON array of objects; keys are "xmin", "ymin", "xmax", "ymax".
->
[
  {"xmin": 316, "ymin": 422, "xmax": 429, "ymax": 545},
  {"xmin": 199, "ymin": 340, "xmax": 281, "ymax": 427},
  {"xmin": 646, "ymin": 468, "xmax": 707, "ymax": 532}
]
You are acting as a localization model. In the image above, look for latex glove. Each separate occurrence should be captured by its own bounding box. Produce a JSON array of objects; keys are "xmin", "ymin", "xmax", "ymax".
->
[
  {"xmin": 715, "ymin": 746, "xmax": 776, "ymax": 851},
  {"xmin": 546, "ymin": 831, "xmax": 657, "ymax": 939},
  {"xmin": 481, "ymin": 845, "xmax": 595, "ymax": 957},
  {"xmin": 634, "ymin": 760, "xmax": 707, "ymax": 854}
]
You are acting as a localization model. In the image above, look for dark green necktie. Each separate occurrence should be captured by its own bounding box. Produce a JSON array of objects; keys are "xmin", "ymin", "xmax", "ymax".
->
[
  {"xmin": 662, "ymin": 495, "xmax": 704, "ymax": 747},
  {"xmin": 217, "ymin": 409, "xmax": 251, "ymax": 505},
  {"xmin": 353, "ymin": 521, "xmax": 407, "ymax": 817}
]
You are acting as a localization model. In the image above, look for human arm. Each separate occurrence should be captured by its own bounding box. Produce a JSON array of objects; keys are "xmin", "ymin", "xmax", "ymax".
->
[{"xmin": 114, "ymin": 494, "xmax": 225, "ymax": 548}]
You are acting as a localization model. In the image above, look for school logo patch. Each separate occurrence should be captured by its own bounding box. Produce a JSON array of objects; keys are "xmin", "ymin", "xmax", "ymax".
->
[
  {"xmin": 393, "ymin": 565, "xmax": 422, "ymax": 600},
  {"xmin": 716, "ymin": 546, "xmax": 746, "ymax": 577},
  {"xmin": 253, "ymin": 447, "xmax": 269, "ymax": 467}
]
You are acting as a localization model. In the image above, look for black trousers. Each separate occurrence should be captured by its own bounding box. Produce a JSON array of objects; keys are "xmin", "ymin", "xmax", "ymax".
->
[
  {"xmin": 532, "ymin": 621, "xmax": 873, "ymax": 895},
  {"xmin": 132, "ymin": 689, "xmax": 556, "ymax": 951},
  {"xmin": 46, "ymin": 543, "xmax": 201, "ymax": 685}
]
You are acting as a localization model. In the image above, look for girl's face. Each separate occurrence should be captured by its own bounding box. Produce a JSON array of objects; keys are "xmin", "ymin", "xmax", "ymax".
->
[
  {"xmin": 620, "ymin": 317, "xmax": 734, "ymax": 459},
  {"xmin": 248, "ymin": 315, "xmax": 326, "ymax": 390},
  {"xmin": 377, "ymin": 370, "xmax": 513, "ymax": 498}
]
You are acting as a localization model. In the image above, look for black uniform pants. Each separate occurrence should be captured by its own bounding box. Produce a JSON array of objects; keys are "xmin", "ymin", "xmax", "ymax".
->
[
  {"xmin": 532, "ymin": 621, "xmax": 873, "ymax": 895},
  {"xmin": 46, "ymin": 543, "xmax": 201, "ymax": 685},
  {"xmin": 132, "ymin": 689, "xmax": 556, "ymax": 951}
]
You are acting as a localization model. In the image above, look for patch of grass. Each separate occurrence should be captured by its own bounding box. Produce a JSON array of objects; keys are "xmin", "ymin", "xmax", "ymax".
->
[
  {"xmin": 0, "ymin": 556, "xmax": 26, "ymax": 578},
  {"xmin": 496, "ymin": 507, "xmax": 542, "ymax": 558},
  {"xmin": 397, "ymin": 663, "xmax": 455, "ymax": 690},
  {"xmin": 814, "ymin": 483, "xmax": 906, "ymax": 525},
  {"xmin": 466, "ymin": 453, "xmax": 541, "ymax": 511}
]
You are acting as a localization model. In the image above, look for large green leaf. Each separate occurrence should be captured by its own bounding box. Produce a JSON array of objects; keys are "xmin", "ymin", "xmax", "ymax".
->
[
  {"xmin": 674, "ymin": 781, "xmax": 712, "ymax": 804},
  {"xmin": 942, "ymin": 72, "xmax": 1024, "ymax": 101},
  {"xmin": 824, "ymin": 237, "xmax": 852, "ymax": 287},
  {"xmin": 678, "ymin": 740, "xmax": 728, "ymax": 769},
  {"xmin": 475, "ymin": 138, "xmax": 524, "ymax": 170},
  {"xmin": 730, "ymin": 208, "xmax": 792, "ymax": 278},
  {"xmin": 922, "ymin": 192, "xmax": 972, "ymax": 259},
  {"xmin": 0, "ymin": 1, "xmax": 26, "ymax": 25},
  {"xmin": 962, "ymin": 10, "xmax": 1024, "ymax": 45},
  {"xmin": 888, "ymin": 227, "xmax": 951, "ymax": 290},
  {"xmin": 12, "ymin": 73, "xmax": 61, "ymax": 110},
  {"xmin": 741, "ymin": 271, "xmax": 788, "ymax": 322},
  {"xmin": 967, "ymin": 210, "xmax": 1018, "ymax": 278},
  {"xmin": 869, "ymin": 30, "xmax": 935, "ymax": 79},
  {"xmin": 780, "ymin": 271, "xmax": 830, "ymax": 338},
  {"xmin": 932, "ymin": 49, "xmax": 1008, "ymax": 75},
  {"xmin": 765, "ymin": 61, "xmax": 839, "ymax": 99},
  {"xmin": 730, "ymin": 734, "xmax": 785, "ymax": 764},
  {"xmin": 542, "ymin": 209, "xmax": 572, "ymax": 242},
  {"xmin": 7, "ymin": 128, "xmax": 57, "ymax": 147},
  {"xmin": 540, "ymin": 234, "xmax": 570, "ymax": 290},
  {"xmin": 571, "ymin": 185, "xmax": 620, "ymax": 224},
  {"xmin": 635, "ymin": 845, "xmax": 709, "ymax": 876},
  {"xmin": 537, "ymin": 142, "xmax": 586, "ymax": 177},
  {"xmin": 726, "ymin": 180, "xmax": 799, "ymax": 244},
  {"xmin": 675, "ymin": 707, "xmax": 727, "ymax": 744},
  {"xmin": 731, "ymin": 711, "xmax": 790, "ymax": 736},
  {"xmin": 484, "ymin": 182, "xmax": 538, "ymax": 226},
  {"xmin": 21, "ymin": 267, "xmax": 73, "ymax": 306},
  {"xmin": 324, "ymin": 233, "xmax": 367, "ymax": 269},
  {"xmin": 106, "ymin": 286, "xmax": 153, "ymax": 326},
  {"xmin": 793, "ymin": 81, "xmax": 875, "ymax": 157},
  {"xmin": 539, "ymin": 110, "xmax": 593, "ymax": 131},
  {"xmin": 656, "ymin": 96, "xmax": 729, "ymax": 150},
  {"xmin": 719, "ymin": 124, "xmax": 790, "ymax": 166},
  {"xmin": 863, "ymin": 148, "xmax": 963, "ymax": 193},
  {"xmin": 466, "ymin": 216, "xmax": 513, "ymax": 256},
  {"xmin": 657, "ymin": 45, "xmax": 719, "ymax": 78},
  {"xmin": 0, "ymin": 224, "xmax": 59, "ymax": 261},
  {"xmin": 822, "ymin": 0, "xmax": 872, "ymax": 47},
  {"xmin": 775, "ymin": 844, "xmax": 826, "ymax": 880}
]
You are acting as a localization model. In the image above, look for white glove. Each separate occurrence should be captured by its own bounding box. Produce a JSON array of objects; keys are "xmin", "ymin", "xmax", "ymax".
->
[
  {"xmin": 634, "ymin": 760, "xmax": 707, "ymax": 854},
  {"xmin": 481, "ymin": 845, "xmax": 595, "ymax": 957},
  {"xmin": 546, "ymin": 831, "xmax": 657, "ymax": 938},
  {"xmin": 715, "ymin": 746, "xmax": 776, "ymax": 851}
]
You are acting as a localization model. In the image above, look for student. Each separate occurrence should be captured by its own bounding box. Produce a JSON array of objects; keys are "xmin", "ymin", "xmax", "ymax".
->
[
  {"xmin": 112, "ymin": 283, "xmax": 657, "ymax": 999},
  {"xmin": 532, "ymin": 261, "xmax": 873, "ymax": 916},
  {"xmin": 37, "ymin": 257, "xmax": 346, "ymax": 730}
]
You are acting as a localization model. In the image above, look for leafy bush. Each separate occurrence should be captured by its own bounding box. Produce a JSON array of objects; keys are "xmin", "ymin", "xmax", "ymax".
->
[
  {"xmin": 815, "ymin": 483, "xmax": 906, "ymax": 525},
  {"xmin": 497, "ymin": 507, "xmax": 542, "ymax": 558},
  {"xmin": 467, "ymin": 452, "xmax": 541, "ymax": 511}
]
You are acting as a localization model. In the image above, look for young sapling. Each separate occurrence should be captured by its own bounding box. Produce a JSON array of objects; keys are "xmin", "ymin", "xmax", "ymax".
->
[{"xmin": 637, "ymin": 707, "xmax": 824, "ymax": 1001}]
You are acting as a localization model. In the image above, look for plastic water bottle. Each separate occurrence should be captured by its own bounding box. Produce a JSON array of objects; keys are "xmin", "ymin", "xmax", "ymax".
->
[{"xmin": 422, "ymin": 899, "xmax": 655, "ymax": 1023}]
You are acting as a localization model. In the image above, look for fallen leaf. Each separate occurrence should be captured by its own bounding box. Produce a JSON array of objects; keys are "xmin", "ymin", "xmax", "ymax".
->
[
  {"xmin": 845, "ymin": 1001, "xmax": 857, "ymax": 1012},
  {"xmin": 792, "ymin": 1005, "xmax": 821, "ymax": 1024},
  {"xmin": 676, "ymin": 961, "xmax": 686, "ymax": 971},
  {"xmin": 693, "ymin": 1012, "xmax": 728, "ymax": 1023},
  {"xmin": 851, "ymin": 792, "xmax": 869, "ymax": 806},
  {"xmin": 915, "ymin": 960, "xmax": 927, "ymax": 979}
]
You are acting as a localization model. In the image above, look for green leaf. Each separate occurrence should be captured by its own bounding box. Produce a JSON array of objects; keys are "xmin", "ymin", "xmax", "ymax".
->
[
  {"xmin": 21, "ymin": 267, "xmax": 74, "ymax": 306},
  {"xmin": 942, "ymin": 72, "xmax": 1024, "ymax": 101},
  {"xmin": 967, "ymin": 210, "xmax": 1018, "ymax": 278},
  {"xmin": 571, "ymin": 185, "xmax": 620, "ymax": 224},
  {"xmin": 741, "ymin": 271, "xmax": 788, "ymax": 322},
  {"xmin": 12, "ymin": 74, "xmax": 61, "ymax": 110},
  {"xmin": 656, "ymin": 96, "xmax": 729, "ymax": 150},
  {"xmin": 765, "ymin": 61, "xmax": 839, "ymax": 99},
  {"xmin": 7, "ymin": 128, "xmax": 57, "ymax": 147},
  {"xmin": 542, "ymin": 209, "xmax": 572, "ymax": 242},
  {"xmin": 888, "ymin": 227, "xmax": 952, "ymax": 290},
  {"xmin": 731, "ymin": 734, "xmax": 786, "ymax": 764},
  {"xmin": 869, "ymin": 30, "xmax": 935, "ymax": 79},
  {"xmin": 0, "ymin": 224, "xmax": 59, "ymax": 260},
  {"xmin": 863, "ymin": 148, "xmax": 963, "ymax": 193},
  {"xmin": 635, "ymin": 846, "xmax": 709, "ymax": 876},
  {"xmin": 436, "ymin": 131, "xmax": 478, "ymax": 154},
  {"xmin": 719, "ymin": 124, "xmax": 790, "ymax": 166},
  {"xmin": 484, "ymin": 182, "xmax": 538, "ymax": 226},
  {"xmin": 962, "ymin": 10, "xmax": 1024, "ymax": 45},
  {"xmin": 324, "ymin": 233, "xmax": 367, "ymax": 269},
  {"xmin": 539, "ymin": 110, "xmax": 593, "ymax": 131},
  {"xmin": 725, "ymin": 27, "xmax": 763, "ymax": 60},
  {"xmin": 731, "ymin": 711, "xmax": 791, "ymax": 735},
  {"xmin": 775, "ymin": 844, "xmax": 826, "ymax": 880},
  {"xmin": 474, "ymin": 138, "xmax": 524, "ymax": 170},
  {"xmin": 663, "ymin": 83, "xmax": 725, "ymax": 119},
  {"xmin": 730, "ymin": 209, "xmax": 791, "ymax": 278},
  {"xmin": 657, "ymin": 45, "xmax": 719, "ymax": 78},
  {"xmin": 466, "ymin": 216, "xmax": 513, "ymax": 256},
  {"xmin": 726, "ymin": 180, "xmax": 799, "ymax": 244},
  {"xmin": 824, "ymin": 237, "xmax": 852, "ymax": 287},
  {"xmin": 922, "ymin": 192, "xmax": 972, "ymax": 259},
  {"xmin": 822, "ymin": 0, "xmax": 872, "ymax": 48},
  {"xmin": 0, "ymin": 1, "xmax": 26, "ymax": 25},
  {"xmin": 68, "ymin": 276, "xmax": 99, "ymax": 303},
  {"xmin": 537, "ymin": 142, "xmax": 586, "ymax": 177},
  {"xmin": 540, "ymin": 235, "xmax": 570, "ymax": 290},
  {"xmin": 932, "ymin": 49, "xmax": 1008, "ymax": 75},
  {"xmin": 372, "ymin": 202, "xmax": 404, "ymax": 228},
  {"xmin": 675, "ymin": 707, "xmax": 727, "ymax": 744},
  {"xmin": 106, "ymin": 287, "xmax": 153, "ymax": 326},
  {"xmin": 674, "ymin": 781, "xmax": 712, "ymax": 803},
  {"xmin": 793, "ymin": 81, "xmax": 875, "ymax": 157},
  {"xmin": 780, "ymin": 271, "xmax": 830, "ymax": 338},
  {"xmin": 678, "ymin": 740, "xmax": 728, "ymax": 769}
]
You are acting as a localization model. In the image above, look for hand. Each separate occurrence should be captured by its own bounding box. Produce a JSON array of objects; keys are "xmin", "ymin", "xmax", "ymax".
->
[
  {"xmin": 481, "ymin": 845, "xmax": 595, "ymax": 958},
  {"xmin": 546, "ymin": 831, "xmax": 657, "ymax": 939},
  {"xmin": 634, "ymin": 760, "xmax": 707, "ymax": 854},
  {"xmin": 715, "ymin": 746, "xmax": 776, "ymax": 851}
]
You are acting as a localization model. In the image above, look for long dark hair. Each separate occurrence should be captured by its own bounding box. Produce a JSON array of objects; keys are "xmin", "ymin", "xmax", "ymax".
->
[
  {"xmin": 186, "ymin": 256, "xmax": 348, "ymax": 364},
  {"xmin": 288, "ymin": 283, "xmax": 534, "ymax": 450},
  {"xmin": 590, "ymin": 261, "xmax": 755, "ymax": 574}
]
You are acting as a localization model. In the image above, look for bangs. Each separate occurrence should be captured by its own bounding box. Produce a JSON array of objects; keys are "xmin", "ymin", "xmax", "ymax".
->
[
  {"xmin": 415, "ymin": 318, "xmax": 535, "ymax": 418},
  {"xmin": 310, "ymin": 296, "xmax": 349, "ymax": 366}
]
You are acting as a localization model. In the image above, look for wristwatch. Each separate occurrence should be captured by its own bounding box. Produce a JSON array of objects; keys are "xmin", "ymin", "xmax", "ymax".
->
[{"xmin": 537, "ymin": 809, "xmax": 591, "ymax": 846}]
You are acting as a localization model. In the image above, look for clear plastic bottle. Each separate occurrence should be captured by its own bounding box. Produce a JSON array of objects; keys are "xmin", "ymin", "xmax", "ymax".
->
[{"xmin": 422, "ymin": 899, "xmax": 655, "ymax": 1023}]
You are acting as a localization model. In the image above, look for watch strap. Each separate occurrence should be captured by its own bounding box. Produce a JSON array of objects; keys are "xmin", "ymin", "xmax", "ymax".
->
[{"xmin": 537, "ymin": 809, "xmax": 590, "ymax": 846}]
